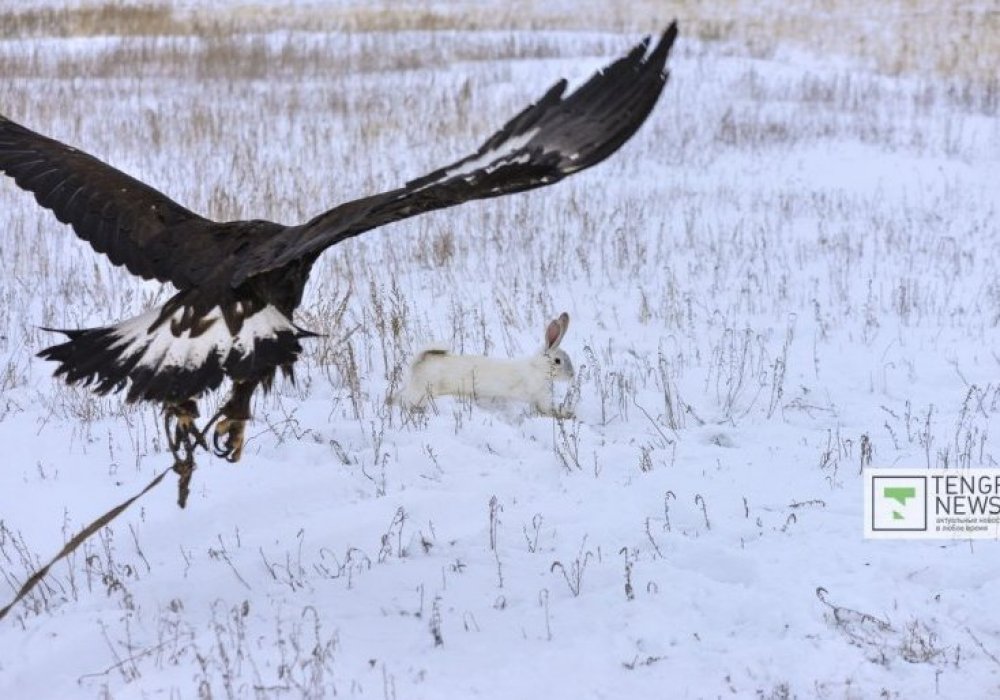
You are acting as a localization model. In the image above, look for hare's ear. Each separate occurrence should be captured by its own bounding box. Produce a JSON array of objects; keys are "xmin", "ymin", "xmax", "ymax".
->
[{"xmin": 545, "ymin": 312, "xmax": 570, "ymax": 350}]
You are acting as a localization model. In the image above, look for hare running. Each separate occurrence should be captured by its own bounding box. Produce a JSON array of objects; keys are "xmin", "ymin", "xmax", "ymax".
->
[{"xmin": 399, "ymin": 313, "xmax": 574, "ymax": 418}]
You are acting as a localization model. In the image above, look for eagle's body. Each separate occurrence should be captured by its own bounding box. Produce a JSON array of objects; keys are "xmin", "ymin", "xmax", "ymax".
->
[
  {"xmin": 0, "ymin": 24, "xmax": 678, "ymax": 461},
  {"xmin": 40, "ymin": 241, "xmax": 316, "ymax": 405}
]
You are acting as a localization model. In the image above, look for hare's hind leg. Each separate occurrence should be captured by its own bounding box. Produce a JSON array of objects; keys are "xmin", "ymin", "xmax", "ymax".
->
[
  {"xmin": 397, "ymin": 380, "xmax": 431, "ymax": 411},
  {"xmin": 533, "ymin": 395, "xmax": 575, "ymax": 420}
]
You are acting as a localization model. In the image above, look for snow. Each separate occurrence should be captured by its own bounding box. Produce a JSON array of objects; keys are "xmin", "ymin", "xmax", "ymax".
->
[{"xmin": 1, "ymin": 11, "xmax": 1000, "ymax": 700}]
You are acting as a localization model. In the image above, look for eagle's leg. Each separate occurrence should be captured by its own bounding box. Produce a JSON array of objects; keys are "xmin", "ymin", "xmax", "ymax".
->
[
  {"xmin": 163, "ymin": 399, "xmax": 206, "ymax": 461},
  {"xmin": 213, "ymin": 380, "xmax": 256, "ymax": 463}
]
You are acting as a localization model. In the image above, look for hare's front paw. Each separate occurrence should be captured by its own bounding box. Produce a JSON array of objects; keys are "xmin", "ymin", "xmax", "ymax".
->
[{"xmin": 535, "ymin": 402, "xmax": 576, "ymax": 420}]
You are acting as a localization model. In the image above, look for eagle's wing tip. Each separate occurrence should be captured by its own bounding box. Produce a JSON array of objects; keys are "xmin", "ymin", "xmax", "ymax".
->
[{"xmin": 657, "ymin": 21, "xmax": 679, "ymax": 53}]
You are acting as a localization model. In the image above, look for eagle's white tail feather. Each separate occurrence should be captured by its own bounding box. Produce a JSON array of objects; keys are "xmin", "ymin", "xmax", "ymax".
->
[{"xmin": 39, "ymin": 303, "xmax": 306, "ymax": 403}]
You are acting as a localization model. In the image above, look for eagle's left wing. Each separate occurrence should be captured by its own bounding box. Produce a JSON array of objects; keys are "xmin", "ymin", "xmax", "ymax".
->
[{"xmin": 231, "ymin": 22, "xmax": 677, "ymax": 286}]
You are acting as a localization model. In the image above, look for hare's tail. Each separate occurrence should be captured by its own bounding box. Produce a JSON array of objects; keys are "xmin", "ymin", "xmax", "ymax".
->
[
  {"xmin": 391, "ymin": 346, "xmax": 450, "ymax": 408},
  {"xmin": 411, "ymin": 346, "xmax": 449, "ymax": 368}
]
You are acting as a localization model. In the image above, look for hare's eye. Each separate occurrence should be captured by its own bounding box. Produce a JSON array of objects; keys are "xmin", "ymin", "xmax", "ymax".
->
[{"xmin": 554, "ymin": 357, "xmax": 562, "ymax": 365}]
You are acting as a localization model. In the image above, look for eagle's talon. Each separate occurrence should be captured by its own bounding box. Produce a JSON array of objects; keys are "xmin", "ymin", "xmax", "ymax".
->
[
  {"xmin": 211, "ymin": 427, "xmax": 226, "ymax": 455},
  {"xmin": 164, "ymin": 400, "xmax": 202, "ymax": 459},
  {"xmin": 213, "ymin": 417, "xmax": 246, "ymax": 463}
]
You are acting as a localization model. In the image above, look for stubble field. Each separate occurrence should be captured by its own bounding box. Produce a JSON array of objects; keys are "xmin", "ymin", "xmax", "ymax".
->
[{"xmin": 0, "ymin": 1, "xmax": 998, "ymax": 697}]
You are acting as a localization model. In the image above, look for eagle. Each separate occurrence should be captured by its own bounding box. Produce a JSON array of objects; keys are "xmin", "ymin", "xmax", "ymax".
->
[{"xmin": 0, "ymin": 23, "xmax": 677, "ymax": 462}]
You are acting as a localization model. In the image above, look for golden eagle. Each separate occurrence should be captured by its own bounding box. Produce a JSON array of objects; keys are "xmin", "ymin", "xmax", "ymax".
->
[{"xmin": 0, "ymin": 23, "xmax": 677, "ymax": 461}]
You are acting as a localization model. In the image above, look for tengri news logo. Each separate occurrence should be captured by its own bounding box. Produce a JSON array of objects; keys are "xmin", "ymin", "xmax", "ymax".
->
[
  {"xmin": 870, "ymin": 476, "xmax": 927, "ymax": 532},
  {"xmin": 864, "ymin": 469, "xmax": 1000, "ymax": 539}
]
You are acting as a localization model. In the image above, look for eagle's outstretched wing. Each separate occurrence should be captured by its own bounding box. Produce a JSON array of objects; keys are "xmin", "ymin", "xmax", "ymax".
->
[
  {"xmin": 0, "ymin": 116, "xmax": 222, "ymax": 289},
  {"xmin": 231, "ymin": 22, "xmax": 678, "ymax": 286},
  {"xmin": 0, "ymin": 23, "xmax": 677, "ymax": 292}
]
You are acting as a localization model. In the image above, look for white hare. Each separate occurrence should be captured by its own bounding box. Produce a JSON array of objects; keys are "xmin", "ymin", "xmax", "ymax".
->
[{"xmin": 399, "ymin": 313, "xmax": 575, "ymax": 417}]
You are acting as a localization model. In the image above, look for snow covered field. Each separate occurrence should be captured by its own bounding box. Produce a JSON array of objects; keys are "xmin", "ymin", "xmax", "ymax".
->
[{"xmin": 1, "ymin": 2, "xmax": 999, "ymax": 698}]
